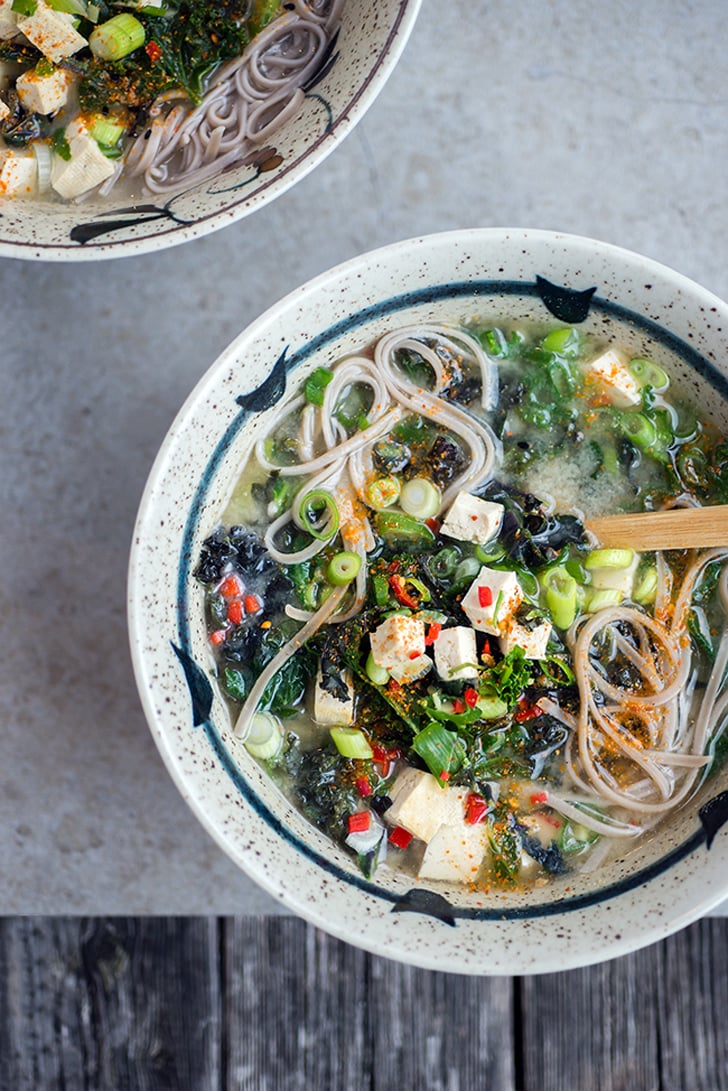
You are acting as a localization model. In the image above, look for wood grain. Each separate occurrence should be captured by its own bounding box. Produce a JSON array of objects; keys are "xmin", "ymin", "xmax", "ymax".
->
[
  {"xmin": 1, "ymin": 917, "xmax": 728, "ymax": 1091},
  {"xmin": 0, "ymin": 919, "xmax": 221, "ymax": 1091},
  {"xmin": 586, "ymin": 504, "xmax": 728, "ymax": 550},
  {"xmin": 519, "ymin": 946, "xmax": 661, "ymax": 1091}
]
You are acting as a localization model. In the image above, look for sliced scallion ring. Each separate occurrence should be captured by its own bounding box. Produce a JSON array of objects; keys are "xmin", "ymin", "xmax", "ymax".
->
[
  {"xmin": 32, "ymin": 142, "xmax": 52, "ymax": 193},
  {"xmin": 399, "ymin": 477, "xmax": 441, "ymax": 520},
  {"xmin": 365, "ymin": 475, "xmax": 400, "ymax": 510},
  {"xmin": 327, "ymin": 551, "xmax": 362, "ymax": 586},
  {"xmin": 298, "ymin": 489, "xmax": 340, "ymax": 541},
  {"xmin": 244, "ymin": 712, "xmax": 284, "ymax": 760},
  {"xmin": 89, "ymin": 13, "xmax": 145, "ymax": 59}
]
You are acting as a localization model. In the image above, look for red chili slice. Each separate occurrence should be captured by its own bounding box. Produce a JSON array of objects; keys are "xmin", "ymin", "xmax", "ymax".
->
[
  {"xmin": 389, "ymin": 826, "xmax": 413, "ymax": 849},
  {"xmin": 227, "ymin": 600, "xmax": 244, "ymax": 626},
  {"xmin": 478, "ymin": 585, "xmax": 493, "ymax": 607},
  {"xmin": 219, "ymin": 575, "xmax": 242, "ymax": 599},
  {"xmin": 348, "ymin": 811, "xmax": 371, "ymax": 834},
  {"xmin": 389, "ymin": 574, "xmax": 419, "ymax": 609},
  {"xmin": 356, "ymin": 777, "xmax": 372, "ymax": 798},
  {"xmin": 465, "ymin": 793, "xmax": 489, "ymax": 825}
]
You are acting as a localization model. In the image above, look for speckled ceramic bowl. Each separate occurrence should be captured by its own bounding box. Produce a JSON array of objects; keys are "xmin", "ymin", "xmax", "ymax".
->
[
  {"xmin": 128, "ymin": 228, "xmax": 728, "ymax": 974},
  {"xmin": 0, "ymin": 0, "xmax": 420, "ymax": 261}
]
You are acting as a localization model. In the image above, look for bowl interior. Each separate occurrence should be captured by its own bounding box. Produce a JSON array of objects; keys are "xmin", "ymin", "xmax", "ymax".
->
[
  {"xmin": 0, "ymin": 0, "xmax": 420, "ymax": 260},
  {"xmin": 130, "ymin": 228, "xmax": 728, "ymax": 972}
]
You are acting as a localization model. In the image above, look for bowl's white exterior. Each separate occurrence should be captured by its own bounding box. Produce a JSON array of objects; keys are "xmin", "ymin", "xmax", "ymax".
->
[
  {"xmin": 128, "ymin": 228, "xmax": 728, "ymax": 974},
  {"xmin": 0, "ymin": 0, "xmax": 421, "ymax": 261}
]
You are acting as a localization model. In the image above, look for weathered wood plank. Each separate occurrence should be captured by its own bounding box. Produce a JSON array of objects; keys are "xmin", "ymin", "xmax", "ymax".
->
[
  {"xmin": 224, "ymin": 917, "xmax": 371, "ymax": 1090},
  {"xmin": 368, "ymin": 953, "xmax": 516, "ymax": 1091},
  {"xmin": 224, "ymin": 917, "xmax": 516, "ymax": 1091},
  {"xmin": 0, "ymin": 918, "xmax": 221, "ymax": 1091},
  {"xmin": 657, "ymin": 918, "xmax": 728, "ymax": 1091},
  {"xmin": 519, "ymin": 919, "xmax": 728, "ymax": 1091},
  {"xmin": 519, "ymin": 942, "xmax": 662, "ymax": 1091}
]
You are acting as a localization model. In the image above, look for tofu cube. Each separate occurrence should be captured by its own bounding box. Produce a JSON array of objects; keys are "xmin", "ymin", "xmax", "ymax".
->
[
  {"xmin": 461, "ymin": 567, "xmax": 522, "ymax": 635},
  {"xmin": 17, "ymin": 1, "xmax": 87, "ymax": 61},
  {"xmin": 369, "ymin": 614, "xmax": 432, "ymax": 684},
  {"xmin": 0, "ymin": 98, "xmax": 8, "ymax": 122},
  {"xmin": 0, "ymin": 0, "xmax": 18, "ymax": 40},
  {"xmin": 433, "ymin": 625, "xmax": 479, "ymax": 681},
  {"xmin": 440, "ymin": 492, "xmax": 504, "ymax": 546},
  {"xmin": 0, "ymin": 149, "xmax": 37, "ymax": 197},
  {"xmin": 313, "ymin": 665, "xmax": 354, "ymax": 726},
  {"xmin": 385, "ymin": 768, "xmax": 467, "ymax": 844},
  {"xmin": 419, "ymin": 820, "xmax": 491, "ymax": 883},
  {"xmin": 16, "ymin": 64, "xmax": 71, "ymax": 115},
  {"xmin": 51, "ymin": 122, "xmax": 115, "ymax": 199},
  {"xmin": 590, "ymin": 552, "xmax": 640, "ymax": 597},
  {"xmin": 499, "ymin": 615, "xmax": 552, "ymax": 660},
  {"xmin": 583, "ymin": 349, "xmax": 641, "ymax": 408}
]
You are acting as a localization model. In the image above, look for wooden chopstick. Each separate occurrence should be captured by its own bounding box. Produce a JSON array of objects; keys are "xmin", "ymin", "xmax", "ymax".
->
[{"xmin": 585, "ymin": 505, "xmax": 728, "ymax": 551}]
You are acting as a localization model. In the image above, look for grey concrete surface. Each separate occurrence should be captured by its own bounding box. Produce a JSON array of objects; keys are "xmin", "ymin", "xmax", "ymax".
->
[{"xmin": 2, "ymin": 0, "xmax": 728, "ymax": 912}]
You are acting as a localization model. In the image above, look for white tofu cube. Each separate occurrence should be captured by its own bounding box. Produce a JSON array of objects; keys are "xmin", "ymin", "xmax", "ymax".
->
[
  {"xmin": 313, "ymin": 665, "xmax": 354, "ymax": 726},
  {"xmin": 461, "ymin": 567, "xmax": 522, "ymax": 635},
  {"xmin": 590, "ymin": 552, "xmax": 640, "ymax": 597},
  {"xmin": 16, "ymin": 64, "xmax": 71, "ymax": 115},
  {"xmin": 369, "ymin": 614, "xmax": 431, "ymax": 684},
  {"xmin": 583, "ymin": 348, "xmax": 641, "ymax": 408},
  {"xmin": 51, "ymin": 124, "xmax": 115, "ymax": 199},
  {"xmin": 419, "ymin": 820, "xmax": 491, "ymax": 882},
  {"xmin": 499, "ymin": 615, "xmax": 552, "ymax": 660},
  {"xmin": 0, "ymin": 0, "xmax": 18, "ymax": 40},
  {"xmin": 385, "ymin": 768, "xmax": 467, "ymax": 844},
  {"xmin": 433, "ymin": 625, "xmax": 479, "ymax": 681},
  {"xmin": 17, "ymin": 1, "xmax": 87, "ymax": 61},
  {"xmin": 440, "ymin": 492, "xmax": 504, "ymax": 545},
  {"xmin": 0, "ymin": 149, "xmax": 37, "ymax": 197},
  {"xmin": 0, "ymin": 98, "xmax": 8, "ymax": 121}
]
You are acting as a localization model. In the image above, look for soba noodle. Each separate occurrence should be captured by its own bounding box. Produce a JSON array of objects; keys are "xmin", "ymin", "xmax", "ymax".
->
[{"xmin": 115, "ymin": 0, "xmax": 344, "ymax": 195}]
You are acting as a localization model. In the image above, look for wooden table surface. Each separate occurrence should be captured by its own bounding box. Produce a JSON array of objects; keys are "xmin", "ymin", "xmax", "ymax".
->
[{"xmin": 2, "ymin": 916, "xmax": 726, "ymax": 1089}]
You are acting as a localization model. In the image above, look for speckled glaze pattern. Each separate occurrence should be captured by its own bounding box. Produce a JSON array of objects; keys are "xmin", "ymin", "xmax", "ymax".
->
[
  {"xmin": 0, "ymin": 0, "xmax": 421, "ymax": 262},
  {"xmin": 128, "ymin": 229, "xmax": 728, "ymax": 974}
]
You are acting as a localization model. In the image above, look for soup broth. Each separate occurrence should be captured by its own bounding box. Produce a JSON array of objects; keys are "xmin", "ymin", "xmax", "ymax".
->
[{"xmin": 194, "ymin": 321, "xmax": 728, "ymax": 890}]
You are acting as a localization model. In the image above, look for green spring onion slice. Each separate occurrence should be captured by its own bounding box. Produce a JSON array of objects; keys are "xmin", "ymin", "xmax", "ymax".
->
[
  {"xmin": 365, "ymin": 475, "xmax": 400, "ymax": 510},
  {"xmin": 89, "ymin": 13, "xmax": 145, "ymax": 59},
  {"xmin": 365, "ymin": 652, "xmax": 389, "ymax": 686},
  {"xmin": 298, "ymin": 490, "xmax": 340, "ymax": 541},
  {"xmin": 633, "ymin": 565, "xmax": 658, "ymax": 605},
  {"xmin": 327, "ymin": 551, "xmax": 362, "ymax": 586},
  {"xmin": 399, "ymin": 477, "xmax": 441, "ymax": 520},
  {"xmin": 585, "ymin": 548, "xmax": 634, "ymax": 570},
  {"xmin": 304, "ymin": 367, "xmax": 334, "ymax": 407},
  {"xmin": 330, "ymin": 727, "xmax": 373, "ymax": 761},
  {"xmin": 539, "ymin": 566, "xmax": 578, "ymax": 630},
  {"xmin": 619, "ymin": 412, "xmax": 658, "ymax": 453},
  {"xmin": 628, "ymin": 357, "xmax": 669, "ymax": 392}
]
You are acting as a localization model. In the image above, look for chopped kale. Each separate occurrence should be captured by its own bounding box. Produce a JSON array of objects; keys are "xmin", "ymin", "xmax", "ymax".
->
[
  {"xmin": 479, "ymin": 481, "xmax": 588, "ymax": 569},
  {"xmin": 194, "ymin": 526, "xmax": 277, "ymax": 584},
  {"xmin": 511, "ymin": 816, "xmax": 566, "ymax": 875},
  {"xmin": 283, "ymin": 743, "xmax": 358, "ymax": 838},
  {"xmin": 427, "ymin": 435, "xmax": 467, "ymax": 488}
]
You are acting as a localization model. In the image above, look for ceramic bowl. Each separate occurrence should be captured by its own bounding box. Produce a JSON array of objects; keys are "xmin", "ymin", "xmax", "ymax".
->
[
  {"xmin": 128, "ymin": 228, "xmax": 728, "ymax": 973},
  {"xmin": 0, "ymin": 0, "xmax": 420, "ymax": 261}
]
